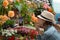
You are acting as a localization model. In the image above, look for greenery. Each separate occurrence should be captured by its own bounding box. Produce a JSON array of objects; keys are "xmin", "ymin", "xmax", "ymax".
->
[{"xmin": 5, "ymin": 20, "xmax": 15, "ymax": 26}]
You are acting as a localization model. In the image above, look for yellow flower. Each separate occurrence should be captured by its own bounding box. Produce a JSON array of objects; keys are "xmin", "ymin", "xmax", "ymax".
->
[
  {"xmin": 3, "ymin": 0, "xmax": 9, "ymax": 7},
  {"xmin": 8, "ymin": 11, "xmax": 15, "ymax": 17}
]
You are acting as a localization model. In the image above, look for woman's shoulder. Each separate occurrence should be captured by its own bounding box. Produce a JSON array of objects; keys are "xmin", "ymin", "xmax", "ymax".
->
[{"xmin": 44, "ymin": 26, "xmax": 57, "ymax": 35}]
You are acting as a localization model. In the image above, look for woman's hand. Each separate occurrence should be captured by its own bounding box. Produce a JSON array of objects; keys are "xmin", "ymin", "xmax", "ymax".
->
[{"xmin": 53, "ymin": 24, "xmax": 60, "ymax": 32}]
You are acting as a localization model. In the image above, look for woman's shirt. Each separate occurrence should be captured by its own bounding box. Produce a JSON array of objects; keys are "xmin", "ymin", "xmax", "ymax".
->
[{"xmin": 36, "ymin": 26, "xmax": 60, "ymax": 40}]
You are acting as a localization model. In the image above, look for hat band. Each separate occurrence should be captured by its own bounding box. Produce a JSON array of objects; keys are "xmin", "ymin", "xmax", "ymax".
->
[{"xmin": 40, "ymin": 15, "xmax": 51, "ymax": 21}]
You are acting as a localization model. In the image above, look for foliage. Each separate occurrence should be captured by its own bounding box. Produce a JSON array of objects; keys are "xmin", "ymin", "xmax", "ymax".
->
[{"xmin": 5, "ymin": 20, "xmax": 15, "ymax": 26}]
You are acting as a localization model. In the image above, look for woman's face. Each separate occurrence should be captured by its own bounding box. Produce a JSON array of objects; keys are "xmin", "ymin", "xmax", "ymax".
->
[{"xmin": 35, "ymin": 17, "xmax": 46, "ymax": 28}]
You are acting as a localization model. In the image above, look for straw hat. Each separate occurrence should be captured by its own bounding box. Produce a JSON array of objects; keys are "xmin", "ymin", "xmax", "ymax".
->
[{"xmin": 37, "ymin": 10, "xmax": 56, "ymax": 23}]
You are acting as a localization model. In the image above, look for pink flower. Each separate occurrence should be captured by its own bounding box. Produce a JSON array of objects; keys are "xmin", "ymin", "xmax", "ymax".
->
[{"xmin": 43, "ymin": 3, "xmax": 49, "ymax": 9}]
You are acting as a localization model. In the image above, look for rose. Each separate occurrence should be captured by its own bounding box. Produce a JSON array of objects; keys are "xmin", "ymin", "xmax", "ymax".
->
[
  {"xmin": 3, "ymin": 0, "xmax": 9, "ymax": 7},
  {"xmin": 8, "ymin": 11, "xmax": 15, "ymax": 17}
]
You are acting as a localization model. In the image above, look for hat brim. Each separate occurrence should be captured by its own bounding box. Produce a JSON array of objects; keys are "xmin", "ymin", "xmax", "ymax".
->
[
  {"xmin": 37, "ymin": 15, "xmax": 49, "ymax": 21},
  {"xmin": 37, "ymin": 15, "xmax": 56, "ymax": 24}
]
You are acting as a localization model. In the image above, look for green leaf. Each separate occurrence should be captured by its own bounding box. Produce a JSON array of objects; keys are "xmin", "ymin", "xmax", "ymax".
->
[
  {"xmin": 28, "ymin": 8, "xmax": 34, "ymax": 13},
  {"xmin": 5, "ymin": 20, "xmax": 15, "ymax": 25},
  {"xmin": 0, "ymin": 0, "xmax": 3, "ymax": 5},
  {"xmin": 21, "ymin": 4, "xmax": 28, "ymax": 12},
  {"xmin": 14, "ymin": 1, "xmax": 22, "ymax": 12},
  {"xmin": 21, "ymin": 13, "xmax": 26, "ymax": 17},
  {"xmin": 25, "ymin": 15, "xmax": 31, "ymax": 22},
  {"xmin": 27, "ymin": 15, "xmax": 31, "ymax": 22},
  {"xmin": 15, "ymin": 4, "xmax": 22, "ymax": 12}
]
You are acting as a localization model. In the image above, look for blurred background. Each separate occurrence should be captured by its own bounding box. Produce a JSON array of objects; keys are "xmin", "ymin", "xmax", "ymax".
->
[{"xmin": 52, "ymin": 0, "xmax": 60, "ymax": 23}]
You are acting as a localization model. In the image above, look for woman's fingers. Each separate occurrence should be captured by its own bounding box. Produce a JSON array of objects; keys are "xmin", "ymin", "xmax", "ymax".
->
[{"xmin": 53, "ymin": 24, "xmax": 60, "ymax": 32}]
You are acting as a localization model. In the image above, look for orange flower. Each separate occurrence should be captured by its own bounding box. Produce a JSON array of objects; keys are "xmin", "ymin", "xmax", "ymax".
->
[
  {"xmin": 0, "ymin": 15, "xmax": 9, "ymax": 21},
  {"xmin": 47, "ymin": 7, "xmax": 53, "ymax": 13},
  {"xmin": 31, "ymin": 14, "xmax": 38, "ymax": 22},
  {"xmin": 0, "ymin": 15, "xmax": 9, "ymax": 25},
  {"xmin": 2, "ymin": 15, "xmax": 9, "ymax": 21},
  {"xmin": 8, "ymin": 11, "xmax": 15, "ymax": 17},
  {"xmin": 3, "ymin": 0, "xmax": 9, "ymax": 7}
]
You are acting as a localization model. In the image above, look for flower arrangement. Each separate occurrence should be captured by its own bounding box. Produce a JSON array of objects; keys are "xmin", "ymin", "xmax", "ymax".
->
[
  {"xmin": 0, "ymin": 0, "xmax": 38, "ymax": 40},
  {"xmin": 0, "ymin": 0, "xmax": 55, "ymax": 40},
  {"xmin": 14, "ymin": 26, "xmax": 38, "ymax": 40}
]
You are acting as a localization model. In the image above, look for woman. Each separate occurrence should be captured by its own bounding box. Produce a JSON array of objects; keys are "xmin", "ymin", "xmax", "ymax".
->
[{"xmin": 35, "ymin": 10, "xmax": 60, "ymax": 40}]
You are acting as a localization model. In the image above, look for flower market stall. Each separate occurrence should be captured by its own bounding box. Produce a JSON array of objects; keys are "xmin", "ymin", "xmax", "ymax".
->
[{"xmin": 0, "ymin": 0, "xmax": 55, "ymax": 40}]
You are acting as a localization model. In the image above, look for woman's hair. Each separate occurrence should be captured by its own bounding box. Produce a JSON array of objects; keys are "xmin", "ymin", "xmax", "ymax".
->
[
  {"xmin": 34, "ymin": 8, "xmax": 41, "ymax": 17},
  {"xmin": 44, "ymin": 21, "xmax": 53, "ymax": 26}
]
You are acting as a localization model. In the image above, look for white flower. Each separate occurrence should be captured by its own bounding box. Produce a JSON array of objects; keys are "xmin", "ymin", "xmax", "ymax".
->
[
  {"xmin": 1, "ymin": 29, "xmax": 16, "ymax": 37},
  {"xmin": 6, "ymin": 32, "xmax": 12, "ymax": 36},
  {"xmin": 5, "ymin": 30, "xmax": 9, "ymax": 33},
  {"xmin": 10, "ymin": 29, "xmax": 14, "ymax": 32},
  {"xmin": 14, "ymin": 29, "xmax": 17, "ymax": 33},
  {"xmin": 11, "ymin": 32, "xmax": 15, "ymax": 35},
  {"xmin": 10, "ymin": 29, "xmax": 15, "ymax": 34},
  {"xmin": 2, "ymin": 32, "xmax": 5, "ymax": 36}
]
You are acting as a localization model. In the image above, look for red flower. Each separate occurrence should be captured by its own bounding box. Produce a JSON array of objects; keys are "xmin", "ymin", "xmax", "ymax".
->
[
  {"xmin": 30, "ymin": 30, "xmax": 38, "ymax": 39},
  {"xmin": 8, "ymin": 36, "xmax": 15, "ymax": 40}
]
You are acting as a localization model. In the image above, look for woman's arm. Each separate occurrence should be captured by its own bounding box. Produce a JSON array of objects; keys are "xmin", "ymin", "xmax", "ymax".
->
[{"xmin": 53, "ymin": 24, "xmax": 60, "ymax": 32}]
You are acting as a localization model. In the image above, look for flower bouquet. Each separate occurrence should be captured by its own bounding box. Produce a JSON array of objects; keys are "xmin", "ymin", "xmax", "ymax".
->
[{"xmin": 14, "ymin": 26, "xmax": 38, "ymax": 40}]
